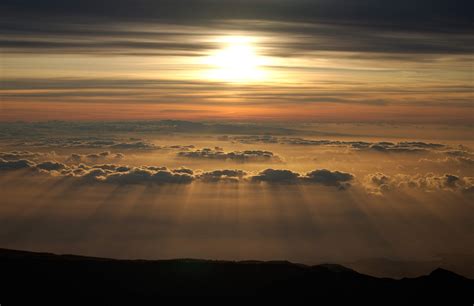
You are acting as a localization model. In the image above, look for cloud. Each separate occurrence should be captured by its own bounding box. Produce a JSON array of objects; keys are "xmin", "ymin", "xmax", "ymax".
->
[
  {"xmin": 167, "ymin": 145, "xmax": 196, "ymax": 151},
  {"xmin": 177, "ymin": 148, "xmax": 282, "ymax": 163},
  {"xmin": 420, "ymin": 156, "xmax": 474, "ymax": 167},
  {"xmin": 227, "ymin": 135, "xmax": 280, "ymax": 144},
  {"xmin": 284, "ymin": 138, "xmax": 363, "ymax": 146},
  {"xmin": 2, "ymin": 150, "xmax": 472, "ymax": 193},
  {"xmin": 109, "ymin": 142, "xmax": 156, "ymax": 150},
  {"xmin": 66, "ymin": 151, "xmax": 124, "ymax": 164},
  {"xmin": 1, "ymin": 0, "xmax": 472, "ymax": 58},
  {"xmin": 0, "ymin": 155, "xmax": 355, "ymax": 188},
  {"xmin": 172, "ymin": 167, "xmax": 194, "ymax": 175},
  {"xmin": 1, "ymin": 150, "xmax": 129, "ymax": 169},
  {"xmin": 365, "ymin": 172, "xmax": 474, "ymax": 195},
  {"xmin": 365, "ymin": 142, "xmax": 445, "ymax": 153},
  {"xmin": 227, "ymin": 136, "xmax": 449, "ymax": 154},
  {"xmin": 228, "ymin": 136, "xmax": 352, "ymax": 145},
  {"xmin": 251, "ymin": 169, "xmax": 301, "ymax": 184},
  {"xmin": 2, "ymin": 122, "xmax": 299, "ymax": 145},
  {"xmin": 8, "ymin": 133, "xmax": 158, "ymax": 150},
  {"xmin": 0, "ymin": 158, "xmax": 35, "ymax": 170},
  {"xmin": 443, "ymin": 149, "xmax": 474, "ymax": 157},
  {"xmin": 102, "ymin": 167, "xmax": 194, "ymax": 185},
  {"xmin": 0, "ymin": 151, "xmax": 56, "ymax": 161},
  {"xmin": 367, "ymin": 144, "xmax": 426, "ymax": 154},
  {"xmin": 251, "ymin": 168, "xmax": 353, "ymax": 188},
  {"xmin": 198, "ymin": 169, "xmax": 247, "ymax": 183},
  {"xmin": 69, "ymin": 164, "xmax": 131, "ymax": 173},
  {"xmin": 36, "ymin": 161, "xmax": 67, "ymax": 171},
  {"xmin": 304, "ymin": 169, "xmax": 353, "ymax": 188}
]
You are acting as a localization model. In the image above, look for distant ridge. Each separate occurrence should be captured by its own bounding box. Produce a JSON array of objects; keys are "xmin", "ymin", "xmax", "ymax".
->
[{"xmin": 0, "ymin": 248, "xmax": 472, "ymax": 300}]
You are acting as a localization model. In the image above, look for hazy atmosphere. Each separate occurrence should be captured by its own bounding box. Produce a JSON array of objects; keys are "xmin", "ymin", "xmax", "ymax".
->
[{"xmin": 1, "ymin": 0, "xmax": 473, "ymax": 280}]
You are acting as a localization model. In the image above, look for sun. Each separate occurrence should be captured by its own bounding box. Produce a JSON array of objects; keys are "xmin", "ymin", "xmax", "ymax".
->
[{"xmin": 203, "ymin": 36, "xmax": 268, "ymax": 82}]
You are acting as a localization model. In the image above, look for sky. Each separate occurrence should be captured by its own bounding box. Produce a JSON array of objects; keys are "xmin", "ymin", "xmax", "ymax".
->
[
  {"xmin": 0, "ymin": 1, "xmax": 473, "ymax": 278},
  {"xmin": 0, "ymin": 121, "xmax": 474, "ymax": 277},
  {"xmin": 1, "ymin": 0, "xmax": 473, "ymax": 122}
]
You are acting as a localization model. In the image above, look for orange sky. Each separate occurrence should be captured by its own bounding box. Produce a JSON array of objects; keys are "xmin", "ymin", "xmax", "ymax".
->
[
  {"xmin": 1, "ymin": 3, "xmax": 473, "ymax": 123},
  {"xmin": 1, "ymin": 101, "xmax": 472, "ymax": 123}
]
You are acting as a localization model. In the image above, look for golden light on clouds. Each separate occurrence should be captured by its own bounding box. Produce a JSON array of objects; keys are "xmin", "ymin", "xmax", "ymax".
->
[
  {"xmin": 202, "ymin": 36, "xmax": 270, "ymax": 82},
  {"xmin": 1, "ymin": 1, "xmax": 474, "ymax": 289}
]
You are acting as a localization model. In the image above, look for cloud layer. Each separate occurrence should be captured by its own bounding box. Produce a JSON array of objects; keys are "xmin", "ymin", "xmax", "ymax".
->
[
  {"xmin": 2, "ymin": 0, "xmax": 472, "ymax": 57},
  {"xmin": 0, "ymin": 157, "xmax": 354, "ymax": 188},
  {"xmin": 177, "ymin": 148, "xmax": 282, "ymax": 163},
  {"xmin": 2, "ymin": 155, "xmax": 473, "ymax": 194},
  {"xmin": 365, "ymin": 172, "xmax": 474, "ymax": 195}
]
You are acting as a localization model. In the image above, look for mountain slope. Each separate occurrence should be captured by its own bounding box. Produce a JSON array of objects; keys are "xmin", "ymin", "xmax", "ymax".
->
[{"xmin": 0, "ymin": 248, "xmax": 472, "ymax": 301}]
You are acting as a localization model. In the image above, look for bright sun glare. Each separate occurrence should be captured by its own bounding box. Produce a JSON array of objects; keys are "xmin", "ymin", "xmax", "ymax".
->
[{"xmin": 203, "ymin": 36, "xmax": 268, "ymax": 82}]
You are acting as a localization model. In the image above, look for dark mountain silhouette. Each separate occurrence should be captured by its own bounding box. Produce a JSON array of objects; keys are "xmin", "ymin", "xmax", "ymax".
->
[
  {"xmin": 0, "ymin": 248, "xmax": 472, "ymax": 301},
  {"xmin": 344, "ymin": 257, "xmax": 474, "ymax": 279}
]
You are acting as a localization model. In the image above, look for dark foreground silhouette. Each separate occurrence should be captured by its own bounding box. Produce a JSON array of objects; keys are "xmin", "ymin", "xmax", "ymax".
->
[{"xmin": 1, "ymin": 248, "xmax": 472, "ymax": 301}]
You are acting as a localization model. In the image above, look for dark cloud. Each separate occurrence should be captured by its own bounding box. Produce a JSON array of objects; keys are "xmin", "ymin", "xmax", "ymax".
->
[
  {"xmin": 1, "ymin": 1, "xmax": 471, "ymax": 58},
  {"xmin": 109, "ymin": 142, "xmax": 157, "ymax": 150},
  {"xmin": 0, "ymin": 158, "xmax": 35, "ymax": 170},
  {"xmin": 172, "ymin": 167, "xmax": 194, "ymax": 175},
  {"xmin": 251, "ymin": 168, "xmax": 353, "ymax": 188},
  {"xmin": 178, "ymin": 148, "xmax": 282, "ymax": 163},
  {"xmin": 284, "ymin": 138, "xmax": 363, "ymax": 146},
  {"xmin": 1, "ymin": 155, "xmax": 473, "ymax": 193},
  {"xmin": 66, "ymin": 151, "xmax": 124, "ymax": 164},
  {"xmin": 367, "ymin": 144, "xmax": 426, "ymax": 154},
  {"xmin": 0, "ymin": 151, "xmax": 55, "ymax": 161},
  {"xmin": 103, "ymin": 168, "xmax": 194, "ymax": 185},
  {"xmin": 365, "ymin": 142, "xmax": 446, "ymax": 154},
  {"xmin": 225, "ymin": 135, "xmax": 280, "ymax": 144},
  {"xmin": 89, "ymin": 164, "xmax": 130, "ymax": 172},
  {"xmin": 228, "ymin": 136, "xmax": 357, "ymax": 145},
  {"xmin": 0, "ymin": 156, "xmax": 354, "ymax": 188},
  {"xmin": 36, "ymin": 161, "xmax": 67, "ymax": 171},
  {"xmin": 167, "ymin": 145, "xmax": 196, "ymax": 151},
  {"xmin": 198, "ymin": 169, "xmax": 247, "ymax": 183},
  {"xmin": 365, "ymin": 172, "xmax": 474, "ymax": 194},
  {"xmin": 251, "ymin": 169, "xmax": 300, "ymax": 184},
  {"xmin": 227, "ymin": 136, "xmax": 449, "ymax": 154},
  {"xmin": 443, "ymin": 149, "xmax": 474, "ymax": 158},
  {"xmin": 0, "ymin": 158, "xmax": 195, "ymax": 184},
  {"xmin": 304, "ymin": 169, "xmax": 353, "ymax": 187},
  {"xmin": 10, "ymin": 135, "xmax": 158, "ymax": 150},
  {"xmin": 2, "ymin": 0, "xmax": 471, "ymax": 29}
]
